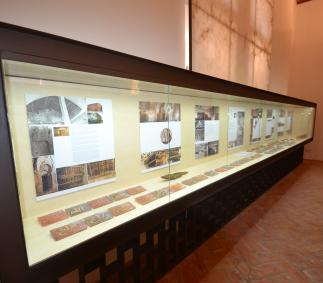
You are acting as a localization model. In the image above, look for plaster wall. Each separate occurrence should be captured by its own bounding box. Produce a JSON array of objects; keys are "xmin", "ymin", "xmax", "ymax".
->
[{"xmin": 0, "ymin": 0, "xmax": 186, "ymax": 68}]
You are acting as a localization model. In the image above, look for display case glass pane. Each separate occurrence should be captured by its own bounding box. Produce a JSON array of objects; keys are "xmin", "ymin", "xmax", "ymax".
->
[
  {"xmin": 2, "ymin": 59, "xmax": 315, "ymax": 266},
  {"xmin": 165, "ymin": 86, "xmax": 315, "ymax": 206}
]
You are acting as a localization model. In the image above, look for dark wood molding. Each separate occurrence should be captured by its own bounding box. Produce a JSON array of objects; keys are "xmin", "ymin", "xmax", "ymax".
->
[
  {"xmin": 0, "ymin": 54, "xmax": 31, "ymax": 282},
  {"xmin": 0, "ymin": 22, "xmax": 316, "ymax": 108},
  {"xmin": 189, "ymin": 0, "xmax": 193, "ymax": 71},
  {"xmin": 296, "ymin": 0, "xmax": 312, "ymax": 5}
]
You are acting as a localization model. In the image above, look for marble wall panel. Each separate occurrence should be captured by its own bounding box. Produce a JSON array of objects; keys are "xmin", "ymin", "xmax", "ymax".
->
[
  {"xmin": 255, "ymin": 0, "xmax": 273, "ymax": 52},
  {"xmin": 192, "ymin": 6, "xmax": 210, "ymax": 75},
  {"xmin": 231, "ymin": 0, "xmax": 256, "ymax": 41},
  {"xmin": 192, "ymin": 0, "xmax": 273, "ymax": 90},
  {"xmin": 253, "ymin": 46, "xmax": 270, "ymax": 89},
  {"xmin": 207, "ymin": 16, "xmax": 230, "ymax": 79},
  {"xmin": 230, "ymin": 32, "xmax": 255, "ymax": 86}
]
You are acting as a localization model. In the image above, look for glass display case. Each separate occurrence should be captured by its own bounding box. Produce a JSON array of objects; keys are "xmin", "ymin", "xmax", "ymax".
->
[{"xmin": 2, "ymin": 59, "xmax": 315, "ymax": 266}]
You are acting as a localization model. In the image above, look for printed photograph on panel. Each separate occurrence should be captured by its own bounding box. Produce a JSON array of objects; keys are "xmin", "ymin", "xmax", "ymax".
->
[
  {"xmin": 265, "ymin": 109, "xmax": 276, "ymax": 139},
  {"xmin": 167, "ymin": 103, "xmax": 181, "ymax": 121},
  {"xmin": 141, "ymin": 149, "xmax": 169, "ymax": 169},
  {"xmin": 141, "ymin": 147, "xmax": 181, "ymax": 170},
  {"xmin": 195, "ymin": 105, "xmax": 219, "ymax": 120},
  {"xmin": 26, "ymin": 95, "xmax": 89, "ymax": 124},
  {"xmin": 237, "ymin": 111, "xmax": 245, "ymax": 146},
  {"xmin": 169, "ymin": 147, "xmax": 181, "ymax": 163},
  {"xmin": 64, "ymin": 97, "xmax": 88, "ymax": 124},
  {"xmin": 228, "ymin": 108, "xmax": 245, "ymax": 149},
  {"xmin": 27, "ymin": 96, "xmax": 64, "ymax": 124},
  {"xmin": 29, "ymin": 126, "xmax": 54, "ymax": 157},
  {"xmin": 287, "ymin": 111, "xmax": 293, "ymax": 134},
  {"xmin": 278, "ymin": 109, "xmax": 286, "ymax": 136},
  {"xmin": 56, "ymin": 164, "xmax": 88, "ymax": 191},
  {"xmin": 87, "ymin": 159, "xmax": 116, "ymax": 183},
  {"xmin": 195, "ymin": 143, "xmax": 208, "ymax": 159},
  {"xmin": 139, "ymin": 101, "xmax": 181, "ymax": 171},
  {"xmin": 139, "ymin": 102, "xmax": 167, "ymax": 122},
  {"xmin": 53, "ymin": 126, "xmax": 70, "ymax": 137},
  {"xmin": 139, "ymin": 102, "xmax": 181, "ymax": 122},
  {"xmin": 33, "ymin": 155, "xmax": 58, "ymax": 197},
  {"xmin": 195, "ymin": 120, "xmax": 205, "ymax": 141},
  {"xmin": 250, "ymin": 108, "xmax": 263, "ymax": 143},
  {"xmin": 87, "ymin": 102, "xmax": 104, "ymax": 124},
  {"xmin": 26, "ymin": 95, "xmax": 115, "ymax": 199},
  {"xmin": 207, "ymin": 141, "xmax": 219, "ymax": 155}
]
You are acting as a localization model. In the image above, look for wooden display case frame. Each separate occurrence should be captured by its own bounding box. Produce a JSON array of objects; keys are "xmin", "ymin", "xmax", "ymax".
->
[{"xmin": 0, "ymin": 22, "xmax": 316, "ymax": 283}]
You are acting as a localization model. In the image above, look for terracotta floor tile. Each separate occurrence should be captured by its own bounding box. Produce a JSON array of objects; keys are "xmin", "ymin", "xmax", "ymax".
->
[
  {"xmin": 251, "ymin": 273, "xmax": 300, "ymax": 283},
  {"xmin": 201, "ymin": 268, "xmax": 232, "ymax": 283},
  {"xmin": 158, "ymin": 160, "xmax": 323, "ymax": 283}
]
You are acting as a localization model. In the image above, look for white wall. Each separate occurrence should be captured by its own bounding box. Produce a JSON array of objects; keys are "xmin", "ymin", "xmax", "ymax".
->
[
  {"xmin": 0, "ymin": 0, "xmax": 186, "ymax": 68},
  {"xmin": 288, "ymin": 0, "xmax": 323, "ymax": 161}
]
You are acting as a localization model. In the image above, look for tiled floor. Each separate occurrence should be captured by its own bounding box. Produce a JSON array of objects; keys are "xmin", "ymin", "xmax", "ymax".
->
[{"xmin": 158, "ymin": 160, "xmax": 323, "ymax": 283}]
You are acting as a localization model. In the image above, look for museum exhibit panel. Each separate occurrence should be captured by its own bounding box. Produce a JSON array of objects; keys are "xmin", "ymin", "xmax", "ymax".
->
[
  {"xmin": 0, "ymin": 23, "xmax": 316, "ymax": 283},
  {"xmin": 3, "ymin": 59, "xmax": 315, "ymax": 264}
]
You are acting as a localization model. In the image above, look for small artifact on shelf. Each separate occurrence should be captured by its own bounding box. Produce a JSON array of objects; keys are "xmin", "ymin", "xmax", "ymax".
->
[
  {"xmin": 264, "ymin": 148, "xmax": 280, "ymax": 154},
  {"xmin": 181, "ymin": 178, "xmax": 196, "ymax": 186},
  {"xmin": 87, "ymin": 196, "xmax": 111, "ymax": 209},
  {"xmin": 126, "ymin": 186, "xmax": 146, "ymax": 195},
  {"xmin": 65, "ymin": 203, "xmax": 92, "ymax": 217},
  {"xmin": 83, "ymin": 211, "xmax": 113, "ymax": 227},
  {"xmin": 192, "ymin": 174, "xmax": 208, "ymax": 183},
  {"xmin": 222, "ymin": 165, "xmax": 234, "ymax": 170},
  {"xmin": 204, "ymin": 170, "xmax": 218, "ymax": 177},
  {"xmin": 169, "ymin": 183, "xmax": 186, "ymax": 193},
  {"xmin": 215, "ymin": 167, "xmax": 229, "ymax": 173},
  {"xmin": 252, "ymin": 153, "xmax": 263, "ymax": 159},
  {"xmin": 153, "ymin": 187, "xmax": 169, "ymax": 199},
  {"xmin": 230, "ymin": 161, "xmax": 242, "ymax": 166},
  {"xmin": 38, "ymin": 210, "xmax": 69, "ymax": 227},
  {"xmin": 109, "ymin": 202, "xmax": 135, "ymax": 216},
  {"xmin": 108, "ymin": 191, "xmax": 130, "ymax": 202},
  {"xmin": 161, "ymin": 171, "xmax": 188, "ymax": 180},
  {"xmin": 297, "ymin": 134, "xmax": 307, "ymax": 139},
  {"xmin": 235, "ymin": 159, "xmax": 246, "ymax": 165},
  {"xmin": 50, "ymin": 220, "xmax": 87, "ymax": 241},
  {"xmin": 135, "ymin": 193, "xmax": 158, "ymax": 205}
]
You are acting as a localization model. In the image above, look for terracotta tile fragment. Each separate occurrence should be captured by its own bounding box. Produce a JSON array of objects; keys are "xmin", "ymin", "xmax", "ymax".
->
[
  {"xmin": 126, "ymin": 186, "xmax": 146, "ymax": 195},
  {"xmin": 38, "ymin": 210, "xmax": 69, "ymax": 226},
  {"xmin": 65, "ymin": 203, "xmax": 91, "ymax": 217},
  {"xmin": 108, "ymin": 191, "xmax": 130, "ymax": 202},
  {"xmin": 169, "ymin": 183, "xmax": 186, "ymax": 193},
  {"xmin": 135, "ymin": 193, "xmax": 158, "ymax": 205},
  {"xmin": 192, "ymin": 174, "xmax": 208, "ymax": 182},
  {"xmin": 83, "ymin": 211, "xmax": 113, "ymax": 227},
  {"xmin": 87, "ymin": 196, "xmax": 111, "ymax": 209},
  {"xmin": 109, "ymin": 202, "xmax": 135, "ymax": 216},
  {"xmin": 50, "ymin": 220, "xmax": 87, "ymax": 241}
]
